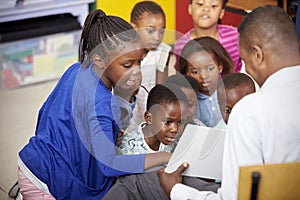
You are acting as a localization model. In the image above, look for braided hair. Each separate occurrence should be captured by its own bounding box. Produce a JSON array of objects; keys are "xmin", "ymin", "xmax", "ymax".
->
[
  {"xmin": 130, "ymin": 1, "xmax": 165, "ymax": 24},
  {"xmin": 79, "ymin": 9, "xmax": 141, "ymax": 67}
]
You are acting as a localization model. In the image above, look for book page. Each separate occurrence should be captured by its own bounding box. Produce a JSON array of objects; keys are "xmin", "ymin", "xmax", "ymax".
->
[{"xmin": 165, "ymin": 124, "xmax": 226, "ymax": 180}]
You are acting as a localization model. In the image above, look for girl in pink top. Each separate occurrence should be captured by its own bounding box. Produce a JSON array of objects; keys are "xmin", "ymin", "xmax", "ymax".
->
[{"xmin": 174, "ymin": 0, "xmax": 242, "ymax": 72}]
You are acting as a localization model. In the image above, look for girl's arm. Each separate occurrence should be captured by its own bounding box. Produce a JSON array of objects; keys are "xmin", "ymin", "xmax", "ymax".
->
[
  {"xmin": 156, "ymin": 45, "xmax": 173, "ymax": 84},
  {"xmin": 91, "ymin": 107, "xmax": 171, "ymax": 176},
  {"xmin": 144, "ymin": 152, "xmax": 171, "ymax": 169},
  {"xmin": 156, "ymin": 67, "xmax": 168, "ymax": 84}
]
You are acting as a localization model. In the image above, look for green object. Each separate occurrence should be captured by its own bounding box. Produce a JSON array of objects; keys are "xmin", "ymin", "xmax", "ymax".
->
[
  {"xmin": 89, "ymin": 1, "xmax": 96, "ymax": 11},
  {"xmin": 5, "ymin": 50, "xmax": 32, "ymax": 60}
]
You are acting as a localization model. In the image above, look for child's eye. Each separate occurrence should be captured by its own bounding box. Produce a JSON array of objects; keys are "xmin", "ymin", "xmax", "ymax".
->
[
  {"xmin": 178, "ymin": 120, "xmax": 186, "ymax": 126},
  {"xmin": 146, "ymin": 29, "xmax": 155, "ymax": 34},
  {"xmin": 207, "ymin": 66, "xmax": 215, "ymax": 72},
  {"xmin": 224, "ymin": 108, "xmax": 231, "ymax": 114},
  {"xmin": 123, "ymin": 63, "xmax": 132, "ymax": 68},
  {"xmin": 211, "ymin": 4, "xmax": 218, "ymax": 8},
  {"xmin": 191, "ymin": 70, "xmax": 200, "ymax": 74},
  {"xmin": 159, "ymin": 29, "xmax": 165, "ymax": 35},
  {"xmin": 164, "ymin": 120, "xmax": 173, "ymax": 125}
]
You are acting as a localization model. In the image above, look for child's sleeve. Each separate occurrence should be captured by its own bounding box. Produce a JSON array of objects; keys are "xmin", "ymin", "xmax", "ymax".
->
[
  {"xmin": 89, "ymin": 97, "xmax": 145, "ymax": 177},
  {"xmin": 156, "ymin": 43, "xmax": 171, "ymax": 72}
]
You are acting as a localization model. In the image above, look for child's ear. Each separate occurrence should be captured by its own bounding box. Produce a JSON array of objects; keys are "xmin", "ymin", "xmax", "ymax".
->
[
  {"xmin": 131, "ymin": 22, "xmax": 137, "ymax": 29},
  {"xmin": 92, "ymin": 54, "xmax": 106, "ymax": 69},
  {"xmin": 218, "ymin": 65, "xmax": 223, "ymax": 74},
  {"xmin": 219, "ymin": 9, "xmax": 225, "ymax": 20},
  {"xmin": 144, "ymin": 111, "xmax": 152, "ymax": 124},
  {"xmin": 188, "ymin": 4, "xmax": 192, "ymax": 15}
]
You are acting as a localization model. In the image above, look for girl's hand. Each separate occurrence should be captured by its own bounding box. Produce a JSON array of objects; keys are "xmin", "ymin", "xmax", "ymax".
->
[{"xmin": 116, "ymin": 129, "xmax": 124, "ymax": 146}]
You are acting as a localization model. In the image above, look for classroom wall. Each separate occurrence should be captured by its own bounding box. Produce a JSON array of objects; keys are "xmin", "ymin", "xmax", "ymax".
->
[
  {"xmin": 96, "ymin": 0, "xmax": 176, "ymax": 45},
  {"xmin": 95, "ymin": 0, "xmax": 246, "ymax": 45},
  {"xmin": 96, "ymin": 0, "xmax": 279, "ymax": 45},
  {"xmin": 175, "ymin": 0, "xmax": 193, "ymax": 38}
]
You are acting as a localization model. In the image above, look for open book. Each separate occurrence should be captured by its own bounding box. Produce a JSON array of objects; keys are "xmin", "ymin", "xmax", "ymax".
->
[{"xmin": 165, "ymin": 124, "xmax": 226, "ymax": 180}]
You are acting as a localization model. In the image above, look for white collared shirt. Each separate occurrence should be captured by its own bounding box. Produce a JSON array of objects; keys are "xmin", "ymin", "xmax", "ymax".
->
[{"xmin": 171, "ymin": 65, "xmax": 300, "ymax": 200}]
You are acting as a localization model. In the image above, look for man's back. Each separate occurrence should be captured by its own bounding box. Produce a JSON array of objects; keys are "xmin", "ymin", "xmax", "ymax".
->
[{"xmin": 221, "ymin": 65, "xmax": 300, "ymax": 200}]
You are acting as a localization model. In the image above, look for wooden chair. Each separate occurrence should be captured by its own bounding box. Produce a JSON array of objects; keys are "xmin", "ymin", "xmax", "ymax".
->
[{"xmin": 238, "ymin": 162, "xmax": 300, "ymax": 200}]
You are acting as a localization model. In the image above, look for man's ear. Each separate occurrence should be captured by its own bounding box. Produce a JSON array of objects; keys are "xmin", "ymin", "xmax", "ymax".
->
[
  {"xmin": 92, "ymin": 54, "xmax": 106, "ymax": 69},
  {"xmin": 252, "ymin": 45, "xmax": 264, "ymax": 65},
  {"xmin": 188, "ymin": 4, "xmax": 192, "ymax": 15},
  {"xmin": 144, "ymin": 111, "xmax": 152, "ymax": 124}
]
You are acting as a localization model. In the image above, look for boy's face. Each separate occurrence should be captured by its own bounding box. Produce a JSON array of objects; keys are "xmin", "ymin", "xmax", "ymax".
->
[
  {"xmin": 180, "ymin": 87, "xmax": 197, "ymax": 123},
  {"xmin": 146, "ymin": 102, "xmax": 187, "ymax": 145},
  {"xmin": 132, "ymin": 12, "xmax": 166, "ymax": 51},
  {"xmin": 217, "ymin": 84, "xmax": 254, "ymax": 124},
  {"xmin": 189, "ymin": 0, "xmax": 224, "ymax": 29},
  {"xmin": 186, "ymin": 51, "xmax": 223, "ymax": 96}
]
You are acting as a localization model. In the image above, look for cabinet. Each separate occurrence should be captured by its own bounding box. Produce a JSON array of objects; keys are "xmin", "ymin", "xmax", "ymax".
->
[
  {"xmin": 0, "ymin": 0, "xmax": 94, "ymax": 89},
  {"xmin": 0, "ymin": 0, "xmax": 94, "ymax": 27}
]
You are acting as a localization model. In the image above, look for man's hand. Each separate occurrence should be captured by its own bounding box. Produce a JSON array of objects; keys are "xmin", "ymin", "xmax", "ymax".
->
[{"xmin": 157, "ymin": 162, "xmax": 189, "ymax": 197}]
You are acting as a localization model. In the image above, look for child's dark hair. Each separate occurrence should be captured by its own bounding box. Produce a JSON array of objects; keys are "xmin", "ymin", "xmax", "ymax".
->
[
  {"xmin": 146, "ymin": 83, "xmax": 188, "ymax": 111},
  {"xmin": 189, "ymin": 0, "xmax": 228, "ymax": 8},
  {"xmin": 176, "ymin": 36, "xmax": 234, "ymax": 76},
  {"xmin": 217, "ymin": 73, "xmax": 255, "ymax": 92},
  {"xmin": 131, "ymin": 1, "xmax": 165, "ymax": 23},
  {"xmin": 79, "ymin": 9, "xmax": 141, "ymax": 66},
  {"xmin": 165, "ymin": 74, "xmax": 198, "ymax": 95}
]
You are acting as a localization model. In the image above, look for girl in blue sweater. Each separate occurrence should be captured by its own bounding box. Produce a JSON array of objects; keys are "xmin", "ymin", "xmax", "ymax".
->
[{"xmin": 18, "ymin": 9, "xmax": 171, "ymax": 199}]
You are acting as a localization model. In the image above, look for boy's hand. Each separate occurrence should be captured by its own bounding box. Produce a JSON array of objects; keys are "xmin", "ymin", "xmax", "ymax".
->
[
  {"xmin": 116, "ymin": 129, "xmax": 124, "ymax": 146},
  {"xmin": 157, "ymin": 162, "xmax": 189, "ymax": 197}
]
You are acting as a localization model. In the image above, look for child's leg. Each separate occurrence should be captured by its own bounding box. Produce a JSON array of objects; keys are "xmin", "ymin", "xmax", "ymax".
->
[
  {"xmin": 103, "ymin": 170, "xmax": 220, "ymax": 199},
  {"xmin": 18, "ymin": 167, "xmax": 55, "ymax": 200},
  {"xmin": 103, "ymin": 170, "xmax": 169, "ymax": 200}
]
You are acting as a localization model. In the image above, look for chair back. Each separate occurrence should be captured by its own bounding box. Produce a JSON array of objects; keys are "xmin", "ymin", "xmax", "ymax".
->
[{"xmin": 238, "ymin": 162, "xmax": 300, "ymax": 200}]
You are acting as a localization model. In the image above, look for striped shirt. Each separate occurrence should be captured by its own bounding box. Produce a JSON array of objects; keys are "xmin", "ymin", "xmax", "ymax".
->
[{"xmin": 173, "ymin": 25, "xmax": 242, "ymax": 72}]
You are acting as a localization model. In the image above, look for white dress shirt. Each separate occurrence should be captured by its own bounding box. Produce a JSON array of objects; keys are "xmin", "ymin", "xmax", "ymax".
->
[{"xmin": 171, "ymin": 65, "xmax": 300, "ymax": 200}]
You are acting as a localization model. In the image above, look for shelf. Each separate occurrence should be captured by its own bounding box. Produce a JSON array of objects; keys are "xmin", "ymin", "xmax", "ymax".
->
[
  {"xmin": 0, "ymin": 0, "xmax": 95, "ymax": 89},
  {"xmin": 0, "ymin": 0, "xmax": 95, "ymax": 26},
  {"xmin": 0, "ymin": 28, "xmax": 81, "ymax": 90}
]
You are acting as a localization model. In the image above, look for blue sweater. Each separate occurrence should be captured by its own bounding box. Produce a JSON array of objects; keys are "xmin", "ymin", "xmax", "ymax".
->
[{"xmin": 19, "ymin": 62, "xmax": 145, "ymax": 199}]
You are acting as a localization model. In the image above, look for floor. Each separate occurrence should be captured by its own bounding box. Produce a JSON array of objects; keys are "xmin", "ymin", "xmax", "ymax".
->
[{"xmin": 0, "ymin": 80, "xmax": 58, "ymax": 199}]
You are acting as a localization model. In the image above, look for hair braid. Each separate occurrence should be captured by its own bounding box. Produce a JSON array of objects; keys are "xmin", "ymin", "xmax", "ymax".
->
[
  {"xmin": 130, "ymin": 1, "xmax": 165, "ymax": 23},
  {"xmin": 79, "ymin": 9, "xmax": 140, "ymax": 66}
]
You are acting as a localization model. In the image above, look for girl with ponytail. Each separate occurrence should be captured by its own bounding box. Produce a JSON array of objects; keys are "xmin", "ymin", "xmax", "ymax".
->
[{"xmin": 18, "ymin": 9, "xmax": 171, "ymax": 199}]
